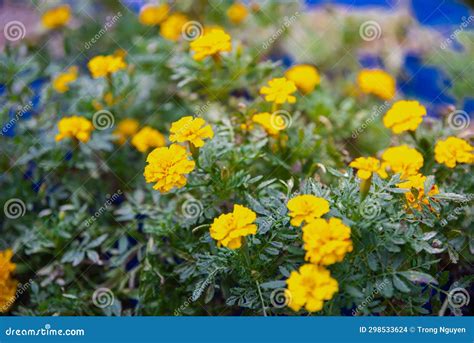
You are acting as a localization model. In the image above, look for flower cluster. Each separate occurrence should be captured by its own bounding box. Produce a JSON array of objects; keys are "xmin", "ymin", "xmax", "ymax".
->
[
  {"xmin": 397, "ymin": 174, "xmax": 439, "ymax": 210},
  {"xmin": 0, "ymin": 249, "xmax": 17, "ymax": 313},
  {"xmin": 286, "ymin": 195, "xmax": 352, "ymax": 312},
  {"xmin": 143, "ymin": 116, "xmax": 213, "ymax": 192}
]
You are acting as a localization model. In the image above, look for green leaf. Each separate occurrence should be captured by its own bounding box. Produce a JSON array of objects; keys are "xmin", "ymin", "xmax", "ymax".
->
[
  {"xmin": 393, "ymin": 275, "xmax": 410, "ymax": 293},
  {"xmin": 379, "ymin": 279, "xmax": 393, "ymax": 298},
  {"xmin": 345, "ymin": 285, "xmax": 364, "ymax": 298},
  {"xmin": 399, "ymin": 271, "xmax": 438, "ymax": 285},
  {"xmin": 260, "ymin": 280, "xmax": 286, "ymax": 289}
]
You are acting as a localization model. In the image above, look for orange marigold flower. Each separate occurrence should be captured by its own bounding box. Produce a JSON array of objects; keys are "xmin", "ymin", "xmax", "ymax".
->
[
  {"xmin": 0, "ymin": 249, "xmax": 18, "ymax": 313},
  {"xmin": 41, "ymin": 5, "xmax": 71, "ymax": 29},
  {"xmin": 397, "ymin": 174, "xmax": 439, "ymax": 211},
  {"xmin": 357, "ymin": 69, "xmax": 396, "ymax": 100},
  {"xmin": 349, "ymin": 157, "xmax": 387, "ymax": 180},
  {"xmin": 286, "ymin": 264, "xmax": 338, "ymax": 312},
  {"xmin": 383, "ymin": 100, "xmax": 426, "ymax": 134},
  {"xmin": 302, "ymin": 217, "xmax": 353, "ymax": 265},
  {"xmin": 114, "ymin": 118, "xmax": 140, "ymax": 145},
  {"xmin": 381, "ymin": 145, "xmax": 424, "ymax": 179},
  {"xmin": 144, "ymin": 144, "xmax": 195, "ymax": 193},
  {"xmin": 226, "ymin": 2, "xmax": 248, "ymax": 24},
  {"xmin": 139, "ymin": 4, "xmax": 169, "ymax": 26},
  {"xmin": 131, "ymin": 126, "xmax": 166, "ymax": 153},
  {"xmin": 160, "ymin": 13, "xmax": 189, "ymax": 42},
  {"xmin": 190, "ymin": 28, "xmax": 232, "ymax": 61},
  {"xmin": 169, "ymin": 116, "xmax": 214, "ymax": 148},
  {"xmin": 434, "ymin": 136, "xmax": 474, "ymax": 168},
  {"xmin": 55, "ymin": 116, "xmax": 94, "ymax": 143},
  {"xmin": 260, "ymin": 77, "xmax": 297, "ymax": 105},
  {"xmin": 209, "ymin": 204, "xmax": 257, "ymax": 249},
  {"xmin": 287, "ymin": 195, "xmax": 330, "ymax": 226},
  {"xmin": 88, "ymin": 55, "xmax": 127, "ymax": 79},
  {"xmin": 285, "ymin": 65, "xmax": 320, "ymax": 94}
]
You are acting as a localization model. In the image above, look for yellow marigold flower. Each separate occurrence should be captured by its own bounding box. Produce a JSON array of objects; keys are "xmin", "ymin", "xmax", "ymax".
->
[
  {"xmin": 55, "ymin": 116, "xmax": 94, "ymax": 143},
  {"xmin": 41, "ymin": 5, "xmax": 71, "ymax": 29},
  {"xmin": 287, "ymin": 195, "xmax": 330, "ymax": 226},
  {"xmin": 139, "ymin": 3, "xmax": 169, "ymax": 26},
  {"xmin": 286, "ymin": 264, "xmax": 338, "ymax": 312},
  {"xmin": 349, "ymin": 156, "xmax": 387, "ymax": 180},
  {"xmin": 285, "ymin": 65, "xmax": 320, "ymax": 94},
  {"xmin": 190, "ymin": 28, "xmax": 232, "ymax": 62},
  {"xmin": 114, "ymin": 118, "xmax": 140, "ymax": 145},
  {"xmin": 160, "ymin": 13, "xmax": 189, "ymax": 42},
  {"xmin": 381, "ymin": 145, "xmax": 424, "ymax": 179},
  {"xmin": 0, "ymin": 249, "xmax": 18, "ymax": 313},
  {"xmin": 397, "ymin": 174, "xmax": 439, "ymax": 210},
  {"xmin": 356, "ymin": 69, "xmax": 396, "ymax": 100},
  {"xmin": 131, "ymin": 126, "xmax": 166, "ymax": 153},
  {"xmin": 209, "ymin": 204, "xmax": 257, "ymax": 249},
  {"xmin": 260, "ymin": 77, "xmax": 297, "ymax": 105},
  {"xmin": 434, "ymin": 137, "xmax": 474, "ymax": 168},
  {"xmin": 144, "ymin": 144, "xmax": 195, "ymax": 193},
  {"xmin": 302, "ymin": 217, "xmax": 353, "ymax": 265},
  {"xmin": 52, "ymin": 66, "xmax": 78, "ymax": 93},
  {"xmin": 226, "ymin": 2, "xmax": 248, "ymax": 24},
  {"xmin": 87, "ymin": 55, "xmax": 127, "ymax": 79},
  {"xmin": 169, "ymin": 116, "xmax": 214, "ymax": 148},
  {"xmin": 251, "ymin": 112, "xmax": 284, "ymax": 136},
  {"xmin": 383, "ymin": 100, "xmax": 427, "ymax": 134}
]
